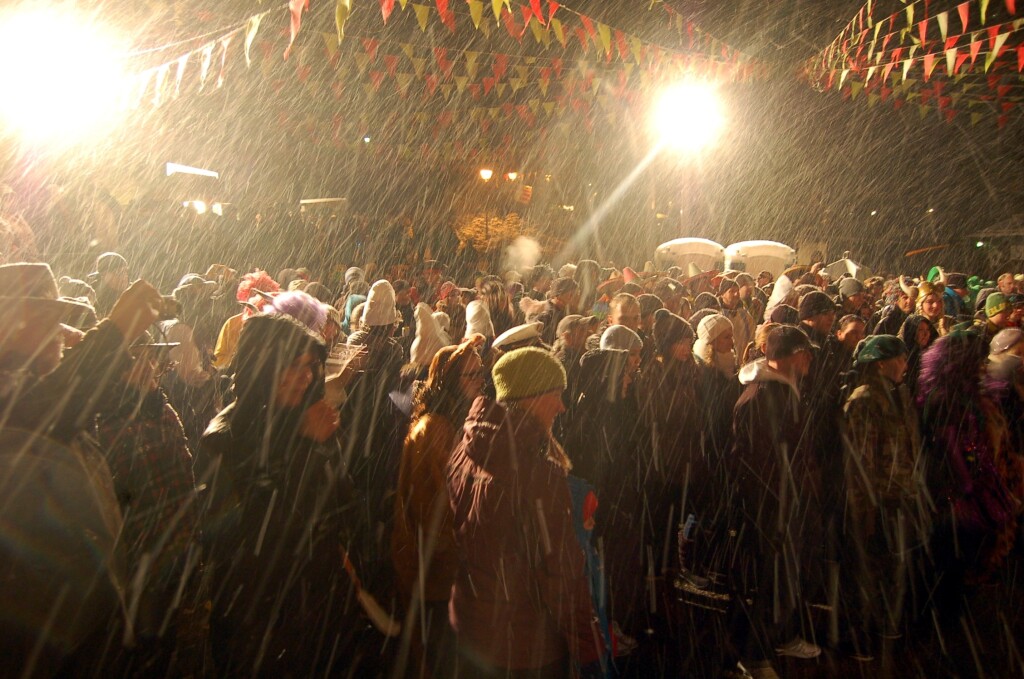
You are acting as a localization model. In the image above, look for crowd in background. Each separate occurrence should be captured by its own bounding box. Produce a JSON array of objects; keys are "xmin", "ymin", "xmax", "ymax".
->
[{"xmin": 2, "ymin": 247, "xmax": 1024, "ymax": 679}]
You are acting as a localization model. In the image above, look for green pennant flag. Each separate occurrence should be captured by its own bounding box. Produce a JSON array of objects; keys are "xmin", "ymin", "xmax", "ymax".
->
[
  {"xmin": 867, "ymin": 93, "xmax": 879, "ymax": 107},
  {"xmin": 937, "ymin": 12, "xmax": 948, "ymax": 41},
  {"xmin": 980, "ymin": 0, "xmax": 990, "ymax": 24},
  {"xmin": 906, "ymin": 4, "xmax": 914, "ymax": 28}
]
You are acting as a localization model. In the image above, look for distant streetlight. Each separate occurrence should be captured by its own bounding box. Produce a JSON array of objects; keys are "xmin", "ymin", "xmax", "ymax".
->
[
  {"xmin": 506, "ymin": 172, "xmax": 518, "ymax": 181},
  {"xmin": 479, "ymin": 168, "xmax": 494, "ymax": 182},
  {"xmin": 871, "ymin": 210, "xmax": 878, "ymax": 216},
  {"xmin": 363, "ymin": 135, "xmax": 371, "ymax": 143},
  {"xmin": 651, "ymin": 81, "xmax": 725, "ymax": 154}
]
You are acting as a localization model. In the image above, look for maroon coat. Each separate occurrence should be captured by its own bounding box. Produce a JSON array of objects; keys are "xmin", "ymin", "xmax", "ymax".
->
[{"xmin": 447, "ymin": 397, "xmax": 602, "ymax": 670}]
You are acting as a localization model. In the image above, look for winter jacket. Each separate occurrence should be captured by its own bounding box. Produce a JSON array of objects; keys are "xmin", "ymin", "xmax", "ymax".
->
[
  {"xmin": 195, "ymin": 402, "xmax": 360, "ymax": 677},
  {"xmin": 536, "ymin": 299, "xmax": 569, "ymax": 346},
  {"xmin": 0, "ymin": 320, "xmax": 131, "ymax": 671},
  {"xmin": 391, "ymin": 413, "xmax": 460, "ymax": 602},
  {"xmin": 447, "ymin": 397, "xmax": 603, "ymax": 670},
  {"xmin": 719, "ymin": 304, "xmax": 755, "ymax": 368},
  {"xmin": 843, "ymin": 372, "xmax": 924, "ymax": 531}
]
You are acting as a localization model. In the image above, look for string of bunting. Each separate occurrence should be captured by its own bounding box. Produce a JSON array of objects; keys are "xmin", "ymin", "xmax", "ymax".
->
[{"xmin": 806, "ymin": 0, "xmax": 1024, "ymax": 127}]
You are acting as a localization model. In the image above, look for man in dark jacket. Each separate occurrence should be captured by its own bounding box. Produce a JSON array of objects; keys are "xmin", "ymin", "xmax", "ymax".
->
[
  {"xmin": 448, "ymin": 347, "xmax": 604, "ymax": 678},
  {"xmin": 729, "ymin": 326, "xmax": 820, "ymax": 677},
  {"xmin": 0, "ymin": 262, "xmax": 162, "ymax": 674}
]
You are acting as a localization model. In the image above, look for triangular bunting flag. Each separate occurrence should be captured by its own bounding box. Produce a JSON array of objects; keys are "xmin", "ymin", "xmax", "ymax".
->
[
  {"xmin": 411, "ymin": 57, "xmax": 427, "ymax": 77},
  {"xmin": 413, "ymin": 4, "xmax": 430, "ymax": 31},
  {"xmin": 630, "ymin": 36, "xmax": 643, "ymax": 64},
  {"xmin": 937, "ymin": 12, "xmax": 948, "ymax": 41},
  {"xmin": 598, "ymin": 23, "xmax": 610, "ymax": 56},
  {"xmin": 401, "ymin": 43, "xmax": 416, "ymax": 60},
  {"xmin": 958, "ymin": 2, "xmax": 970, "ymax": 32},
  {"xmin": 441, "ymin": 83, "xmax": 453, "ymax": 98},
  {"xmin": 468, "ymin": 0, "xmax": 484, "ymax": 28},
  {"xmin": 510, "ymin": 77, "xmax": 525, "ymax": 92},
  {"xmin": 970, "ymin": 36, "xmax": 982, "ymax": 63},
  {"xmin": 985, "ymin": 33, "xmax": 1008, "ymax": 71},
  {"xmin": 980, "ymin": 0, "xmax": 990, "ymax": 23},
  {"xmin": 455, "ymin": 75, "xmax": 469, "ymax": 92},
  {"xmin": 543, "ymin": 101, "xmax": 555, "ymax": 115},
  {"xmin": 551, "ymin": 18, "xmax": 566, "ymax": 46},
  {"xmin": 381, "ymin": 0, "xmax": 397, "ymax": 23},
  {"xmin": 395, "ymin": 72, "xmax": 413, "ymax": 96},
  {"xmin": 530, "ymin": 17, "xmax": 544, "ymax": 42},
  {"xmin": 946, "ymin": 47, "xmax": 958, "ymax": 74},
  {"xmin": 245, "ymin": 15, "xmax": 262, "ymax": 67},
  {"xmin": 902, "ymin": 59, "xmax": 913, "ymax": 80},
  {"xmin": 492, "ymin": 0, "xmax": 505, "ymax": 21},
  {"xmin": 923, "ymin": 52, "xmax": 936, "ymax": 80},
  {"xmin": 466, "ymin": 51, "xmax": 480, "ymax": 78},
  {"xmin": 539, "ymin": 78, "xmax": 549, "ymax": 95},
  {"xmin": 496, "ymin": 82, "xmax": 507, "ymax": 97},
  {"xmin": 355, "ymin": 52, "xmax": 371, "ymax": 73}
]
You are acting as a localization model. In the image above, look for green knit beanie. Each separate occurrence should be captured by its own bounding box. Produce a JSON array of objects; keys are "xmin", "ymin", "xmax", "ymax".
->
[{"xmin": 492, "ymin": 347, "xmax": 566, "ymax": 402}]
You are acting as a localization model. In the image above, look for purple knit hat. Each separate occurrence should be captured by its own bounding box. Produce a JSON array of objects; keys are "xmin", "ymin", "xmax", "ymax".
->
[{"xmin": 266, "ymin": 290, "xmax": 327, "ymax": 334}]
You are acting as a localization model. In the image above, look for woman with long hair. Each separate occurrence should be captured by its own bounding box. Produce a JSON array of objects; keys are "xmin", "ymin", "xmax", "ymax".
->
[
  {"xmin": 195, "ymin": 313, "xmax": 367, "ymax": 677},
  {"xmin": 897, "ymin": 313, "xmax": 938, "ymax": 397},
  {"xmin": 479, "ymin": 276, "xmax": 519, "ymax": 337},
  {"xmin": 916, "ymin": 281, "xmax": 954, "ymax": 336},
  {"xmin": 392, "ymin": 336, "xmax": 485, "ymax": 679}
]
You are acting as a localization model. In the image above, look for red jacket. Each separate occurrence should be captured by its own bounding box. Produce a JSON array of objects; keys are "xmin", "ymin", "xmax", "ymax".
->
[{"xmin": 447, "ymin": 397, "xmax": 603, "ymax": 670}]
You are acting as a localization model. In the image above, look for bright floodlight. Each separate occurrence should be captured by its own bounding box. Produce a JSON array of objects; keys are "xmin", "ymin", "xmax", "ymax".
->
[
  {"xmin": 651, "ymin": 81, "xmax": 725, "ymax": 154},
  {"xmin": 0, "ymin": 7, "xmax": 128, "ymax": 144},
  {"xmin": 479, "ymin": 168, "xmax": 494, "ymax": 182}
]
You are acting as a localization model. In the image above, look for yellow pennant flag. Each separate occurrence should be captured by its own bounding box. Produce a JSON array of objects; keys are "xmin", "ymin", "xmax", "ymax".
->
[
  {"xmin": 468, "ymin": 0, "xmax": 484, "ymax": 29},
  {"xmin": 984, "ymin": 32, "xmax": 1007, "ymax": 72},
  {"xmin": 401, "ymin": 43, "xmax": 416, "ymax": 59},
  {"xmin": 905, "ymin": 4, "xmax": 913, "ymax": 29},
  {"xmin": 630, "ymin": 36, "xmax": 643, "ymax": 64},
  {"xmin": 980, "ymin": 0, "xmax": 990, "ymax": 24},
  {"xmin": 413, "ymin": 4, "xmax": 430, "ymax": 31},
  {"xmin": 399, "ymin": 0, "xmax": 408, "ymax": 8},
  {"xmin": 865, "ymin": 65, "xmax": 876, "ymax": 84},
  {"xmin": 538, "ymin": 78, "xmax": 549, "ymax": 96},
  {"xmin": 551, "ymin": 19, "xmax": 566, "ymax": 47},
  {"xmin": 465, "ymin": 51, "xmax": 480, "ymax": 78},
  {"xmin": 543, "ymin": 101, "xmax": 555, "ymax": 116},
  {"xmin": 597, "ymin": 23, "xmax": 612, "ymax": 56},
  {"xmin": 455, "ymin": 75, "xmax": 469, "ymax": 93},
  {"xmin": 496, "ymin": 82, "xmax": 507, "ymax": 97},
  {"xmin": 850, "ymin": 81, "xmax": 863, "ymax": 99},
  {"xmin": 488, "ymin": 107, "xmax": 499, "ymax": 120},
  {"xmin": 971, "ymin": 112, "xmax": 984, "ymax": 126},
  {"xmin": 440, "ymin": 83, "xmax": 453, "ymax": 98},
  {"xmin": 336, "ymin": 0, "xmax": 352, "ymax": 44},
  {"xmin": 937, "ymin": 12, "xmax": 948, "ymax": 41},
  {"xmin": 528, "ymin": 98, "xmax": 539, "ymax": 114},
  {"xmin": 867, "ymin": 93, "xmax": 879, "ymax": 107},
  {"xmin": 510, "ymin": 77, "xmax": 525, "ymax": 92},
  {"xmin": 945, "ymin": 48, "xmax": 957, "ymax": 75},
  {"xmin": 396, "ymin": 73, "xmax": 413, "ymax": 96},
  {"xmin": 364, "ymin": 83, "xmax": 375, "ymax": 97},
  {"xmin": 918, "ymin": 105, "xmax": 930, "ymax": 120},
  {"xmin": 530, "ymin": 18, "xmax": 544, "ymax": 43},
  {"xmin": 902, "ymin": 58, "xmax": 913, "ymax": 80},
  {"xmin": 492, "ymin": 0, "xmax": 505, "ymax": 22},
  {"xmin": 516, "ymin": 65, "xmax": 529, "ymax": 80},
  {"xmin": 322, "ymin": 32, "xmax": 338, "ymax": 62},
  {"xmin": 354, "ymin": 52, "xmax": 371, "ymax": 73},
  {"xmin": 411, "ymin": 57, "xmax": 427, "ymax": 77},
  {"xmin": 839, "ymin": 68, "xmax": 850, "ymax": 88}
]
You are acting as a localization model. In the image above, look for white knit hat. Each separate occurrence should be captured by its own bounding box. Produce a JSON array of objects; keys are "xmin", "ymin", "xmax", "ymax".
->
[
  {"xmin": 600, "ymin": 325, "xmax": 642, "ymax": 351},
  {"xmin": 432, "ymin": 311, "xmax": 451, "ymax": 334},
  {"xmin": 344, "ymin": 267, "xmax": 365, "ymax": 285},
  {"xmin": 363, "ymin": 279, "xmax": 399, "ymax": 327},
  {"xmin": 464, "ymin": 300, "xmax": 495, "ymax": 339},
  {"xmin": 411, "ymin": 303, "xmax": 452, "ymax": 368},
  {"xmin": 697, "ymin": 313, "xmax": 733, "ymax": 342}
]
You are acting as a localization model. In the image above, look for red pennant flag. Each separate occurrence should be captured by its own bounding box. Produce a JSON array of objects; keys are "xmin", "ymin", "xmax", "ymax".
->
[
  {"xmin": 1007, "ymin": 0, "xmax": 1017, "ymax": 14},
  {"xmin": 1018, "ymin": 45, "xmax": 1024, "ymax": 71},
  {"xmin": 891, "ymin": 47, "xmax": 904, "ymax": 63},
  {"xmin": 551, "ymin": 58, "xmax": 563, "ymax": 77},
  {"xmin": 384, "ymin": 54, "xmax": 399, "ymax": 76},
  {"xmin": 615, "ymin": 30, "xmax": 629, "ymax": 60},
  {"xmin": 433, "ymin": 47, "xmax": 453, "ymax": 75},
  {"xmin": 918, "ymin": 19, "xmax": 928, "ymax": 44},
  {"xmin": 468, "ymin": 83, "xmax": 481, "ymax": 99},
  {"xmin": 502, "ymin": 8, "xmax": 524, "ymax": 41},
  {"xmin": 425, "ymin": 74, "xmax": 439, "ymax": 95},
  {"xmin": 922, "ymin": 52, "xmax": 936, "ymax": 80},
  {"xmin": 502, "ymin": 103, "xmax": 514, "ymax": 116},
  {"xmin": 483, "ymin": 76, "xmax": 496, "ymax": 94},
  {"xmin": 362, "ymin": 38, "xmax": 380, "ymax": 61},
  {"xmin": 881, "ymin": 86, "xmax": 892, "ymax": 102},
  {"xmin": 574, "ymin": 27, "xmax": 589, "ymax": 53},
  {"xmin": 381, "ymin": 0, "xmax": 396, "ymax": 23},
  {"xmin": 580, "ymin": 14, "xmax": 595, "ymax": 38},
  {"xmin": 998, "ymin": 115, "xmax": 1009, "ymax": 129},
  {"xmin": 998, "ymin": 84, "xmax": 1013, "ymax": 97},
  {"xmin": 957, "ymin": 2, "xmax": 970, "ymax": 32},
  {"xmin": 530, "ymin": 0, "xmax": 544, "ymax": 25},
  {"xmin": 284, "ymin": 0, "xmax": 309, "ymax": 60},
  {"xmin": 987, "ymin": 25, "xmax": 1000, "ymax": 50},
  {"xmin": 436, "ymin": 0, "xmax": 448, "ymax": 15},
  {"xmin": 521, "ymin": 4, "xmax": 532, "ymax": 25},
  {"xmin": 492, "ymin": 53, "xmax": 508, "ymax": 79},
  {"xmin": 539, "ymin": 66, "xmax": 551, "ymax": 81},
  {"xmin": 369, "ymin": 71, "xmax": 386, "ymax": 91},
  {"xmin": 944, "ymin": 109, "xmax": 957, "ymax": 123},
  {"xmin": 970, "ymin": 39, "xmax": 982, "ymax": 63},
  {"xmin": 548, "ymin": 0, "xmax": 559, "ymax": 24},
  {"xmin": 955, "ymin": 51, "xmax": 970, "ymax": 72}
]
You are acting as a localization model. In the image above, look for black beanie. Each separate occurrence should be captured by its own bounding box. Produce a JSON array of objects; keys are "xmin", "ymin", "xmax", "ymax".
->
[{"xmin": 652, "ymin": 308, "xmax": 694, "ymax": 358}]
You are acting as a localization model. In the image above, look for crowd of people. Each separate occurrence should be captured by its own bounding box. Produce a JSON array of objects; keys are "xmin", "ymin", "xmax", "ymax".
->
[{"xmin": 1, "ymin": 249, "xmax": 1023, "ymax": 679}]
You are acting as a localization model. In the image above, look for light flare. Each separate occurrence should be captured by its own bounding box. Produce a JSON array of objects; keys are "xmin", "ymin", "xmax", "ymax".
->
[
  {"xmin": 0, "ymin": 7, "xmax": 130, "ymax": 145},
  {"xmin": 651, "ymin": 81, "xmax": 726, "ymax": 154}
]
